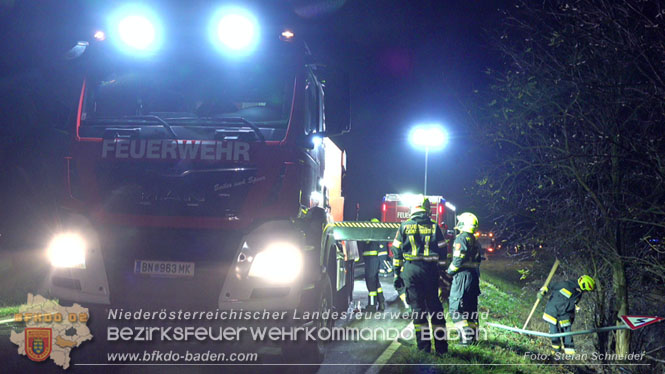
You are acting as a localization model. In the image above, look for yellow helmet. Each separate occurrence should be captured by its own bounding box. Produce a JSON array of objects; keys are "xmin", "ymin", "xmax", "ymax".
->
[
  {"xmin": 371, "ymin": 218, "xmax": 380, "ymax": 223},
  {"xmin": 578, "ymin": 275, "xmax": 595, "ymax": 291},
  {"xmin": 419, "ymin": 197, "xmax": 431, "ymax": 211},
  {"xmin": 456, "ymin": 212, "xmax": 479, "ymax": 233}
]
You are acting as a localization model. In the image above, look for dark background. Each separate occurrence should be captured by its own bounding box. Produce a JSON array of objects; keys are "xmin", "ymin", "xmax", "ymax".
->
[{"xmin": 0, "ymin": 0, "xmax": 508, "ymax": 227}]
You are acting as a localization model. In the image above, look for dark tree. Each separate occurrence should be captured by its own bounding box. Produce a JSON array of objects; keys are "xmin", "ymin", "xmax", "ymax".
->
[{"xmin": 474, "ymin": 0, "xmax": 665, "ymax": 362}]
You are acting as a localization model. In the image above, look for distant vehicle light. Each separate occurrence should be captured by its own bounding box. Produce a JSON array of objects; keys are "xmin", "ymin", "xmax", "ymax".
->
[
  {"xmin": 211, "ymin": 8, "xmax": 259, "ymax": 55},
  {"xmin": 93, "ymin": 30, "xmax": 106, "ymax": 41},
  {"xmin": 399, "ymin": 193, "xmax": 422, "ymax": 209},
  {"xmin": 280, "ymin": 29, "xmax": 295, "ymax": 41},
  {"xmin": 382, "ymin": 203, "xmax": 386, "ymax": 212},
  {"xmin": 487, "ymin": 247, "xmax": 494, "ymax": 252},
  {"xmin": 489, "ymin": 232, "xmax": 493, "ymax": 237}
]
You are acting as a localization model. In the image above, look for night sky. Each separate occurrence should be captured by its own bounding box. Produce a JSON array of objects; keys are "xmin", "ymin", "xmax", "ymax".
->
[
  {"xmin": 301, "ymin": 0, "xmax": 508, "ymax": 219},
  {"xmin": 0, "ymin": 0, "xmax": 509, "ymax": 222}
]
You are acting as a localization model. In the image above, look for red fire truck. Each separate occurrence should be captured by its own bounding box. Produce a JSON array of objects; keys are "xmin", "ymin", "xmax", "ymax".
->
[
  {"xmin": 46, "ymin": 4, "xmax": 354, "ymax": 359},
  {"xmin": 381, "ymin": 193, "xmax": 457, "ymax": 234},
  {"xmin": 379, "ymin": 193, "xmax": 457, "ymax": 286}
]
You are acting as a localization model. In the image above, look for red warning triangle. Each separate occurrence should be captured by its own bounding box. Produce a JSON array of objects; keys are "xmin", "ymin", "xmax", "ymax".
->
[{"xmin": 620, "ymin": 315, "xmax": 664, "ymax": 330}]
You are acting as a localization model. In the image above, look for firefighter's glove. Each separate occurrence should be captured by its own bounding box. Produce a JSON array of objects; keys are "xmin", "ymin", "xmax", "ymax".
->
[{"xmin": 393, "ymin": 277, "xmax": 404, "ymax": 289}]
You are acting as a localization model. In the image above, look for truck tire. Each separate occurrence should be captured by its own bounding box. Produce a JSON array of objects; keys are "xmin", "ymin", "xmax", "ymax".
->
[{"xmin": 282, "ymin": 274, "xmax": 333, "ymax": 364}]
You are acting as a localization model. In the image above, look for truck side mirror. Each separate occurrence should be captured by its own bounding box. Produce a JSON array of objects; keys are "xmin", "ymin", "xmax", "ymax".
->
[{"xmin": 318, "ymin": 67, "xmax": 350, "ymax": 136}]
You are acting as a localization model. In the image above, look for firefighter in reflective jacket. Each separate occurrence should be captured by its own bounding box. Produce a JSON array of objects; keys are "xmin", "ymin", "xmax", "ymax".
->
[
  {"xmin": 393, "ymin": 198, "xmax": 448, "ymax": 354},
  {"xmin": 447, "ymin": 212, "xmax": 482, "ymax": 346},
  {"xmin": 539, "ymin": 275, "xmax": 595, "ymax": 355},
  {"xmin": 363, "ymin": 218, "xmax": 387, "ymax": 311}
]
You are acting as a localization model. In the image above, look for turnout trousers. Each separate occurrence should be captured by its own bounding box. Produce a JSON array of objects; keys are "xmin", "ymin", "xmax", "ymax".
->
[
  {"xmin": 403, "ymin": 262, "xmax": 447, "ymax": 354},
  {"xmin": 543, "ymin": 303, "xmax": 575, "ymax": 355},
  {"xmin": 364, "ymin": 255, "xmax": 385, "ymax": 310},
  {"xmin": 449, "ymin": 269, "xmax": 481, "ymax": 345}
]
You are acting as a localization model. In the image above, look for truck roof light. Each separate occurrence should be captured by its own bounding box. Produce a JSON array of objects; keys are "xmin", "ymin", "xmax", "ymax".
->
[
  {"xmin": 280, "ymin": 29, "xmax": 295, "ymax": 41},
  {"xmin": 109, "ymin": 5, "xmax": 162, "ymax": 55},
  {"xmin": 118, "ymin": 15, "xmax": 157, "ymax": 50},
  {"xmin": 445, "ymin": 201, "xmax": 456, "ymax": 212},
  {"xmin": 211, "ymin": 8, "xmax": 259, "ymax": 55},
  {"xmin": 93, "ymin": 30, "xmax": 106, "ymax": 41}
]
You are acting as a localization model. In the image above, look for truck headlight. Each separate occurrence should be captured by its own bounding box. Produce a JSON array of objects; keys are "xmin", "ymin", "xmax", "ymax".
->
[
  {"xmin": 47, "ymin": 233, "xmax": 86, "ymax": 269},
  {"xmin": 248, "ymin": 242, "xmax": 302, "ymax": 284}
]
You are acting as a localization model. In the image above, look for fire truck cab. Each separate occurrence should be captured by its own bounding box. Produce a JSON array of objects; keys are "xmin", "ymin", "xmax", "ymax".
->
[{"xmin": 46, "ymin": 4, "xmax": 351, "ymax": 360}]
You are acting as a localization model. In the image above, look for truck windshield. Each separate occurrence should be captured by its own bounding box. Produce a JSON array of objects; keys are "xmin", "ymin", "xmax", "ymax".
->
[{"xmin": 81, "ymin": 64, "xmax": 295, "ymax": 141}]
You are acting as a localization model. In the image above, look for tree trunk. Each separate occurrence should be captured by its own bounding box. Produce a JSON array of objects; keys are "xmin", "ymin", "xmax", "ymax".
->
[{"xmin": 612, "ymin": 258, "xmax": 630, "ymax": 355}]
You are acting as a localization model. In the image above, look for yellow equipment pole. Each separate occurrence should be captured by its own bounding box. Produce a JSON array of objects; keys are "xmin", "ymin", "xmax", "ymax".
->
[{"xmin": 523, "ymin": 258, "xmax": 560, "ymax": 330}]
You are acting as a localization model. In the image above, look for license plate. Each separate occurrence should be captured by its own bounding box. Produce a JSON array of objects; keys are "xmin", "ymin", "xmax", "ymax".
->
[{"xmin": 134, "ymin": 260, "xmax": 195, "ymax": 277}]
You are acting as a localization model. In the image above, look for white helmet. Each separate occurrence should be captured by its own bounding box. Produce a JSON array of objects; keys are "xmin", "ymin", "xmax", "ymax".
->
[{"xmin": 456, "ymin": 212, "xmax": 478, "ymax": 233}]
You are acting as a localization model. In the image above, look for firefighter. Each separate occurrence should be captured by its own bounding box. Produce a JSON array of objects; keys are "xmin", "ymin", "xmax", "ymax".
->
[
  {"xmin": 363, "ymin": 218, "xmax": 387, "ymax": 311},
  {"xmin": 539, "ymin": 275, "xmax": 595, "ymax": 355},
  {"xmin": 447, "ymin": 212, "xmax": 482, "ymax": 346},
  {"xmin": 393, "ymin": 198, "xmax": 448, "ymax": 355}
]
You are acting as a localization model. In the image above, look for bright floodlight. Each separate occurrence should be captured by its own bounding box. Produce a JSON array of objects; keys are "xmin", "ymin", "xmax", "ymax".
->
[
  {"xmin": 211, "ymin": 8, "xmax": 259, "ymax": 55},
  {"xmin": 118, "ymin": 15, "xmax": 156, "ymax": 50},
  {"xmin": 109, "ymin": 5, "xmax": 162, "ymax": 54},
  {"xmin": 409, "ymin": 125, "xmax": 448, "ymax": 150}
]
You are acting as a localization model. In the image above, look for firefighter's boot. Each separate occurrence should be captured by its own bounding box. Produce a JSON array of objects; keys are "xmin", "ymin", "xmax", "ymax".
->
[
  {"xmin": 432, "ymin": 323, "xmax": 448, "ymax": 355},
  {"xmin": 377, "ymin": 290, "xmax": 386, "ymax": 312},
  {"xmin": 366, "ymin": 292, "xmax": 377, "ymax": 312},
  {"xmin": 456, "ymin": 320, "xmax": 477, "ymax": 346},
  {"xmin": 399, "ymin": 292, "xmax": 410, "ymax": 312},
  {"xmin": 434, "ymin": 338, "xmax": 448, "ymax": 355},
  {"xmin": 414, "ymin": 323, "xmax": 431, "ymax": 353}
]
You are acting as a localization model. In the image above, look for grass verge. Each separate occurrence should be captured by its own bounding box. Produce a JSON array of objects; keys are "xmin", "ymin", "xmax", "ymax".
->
[{"xmin": 380, "ymin": 258, "xmax": 574, "ymax": 374}]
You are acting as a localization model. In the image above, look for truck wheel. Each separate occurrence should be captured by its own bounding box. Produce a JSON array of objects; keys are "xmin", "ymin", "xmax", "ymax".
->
[{"xmin": 283, "ymin": 274, "xmax": 332, "ymax": 364}]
